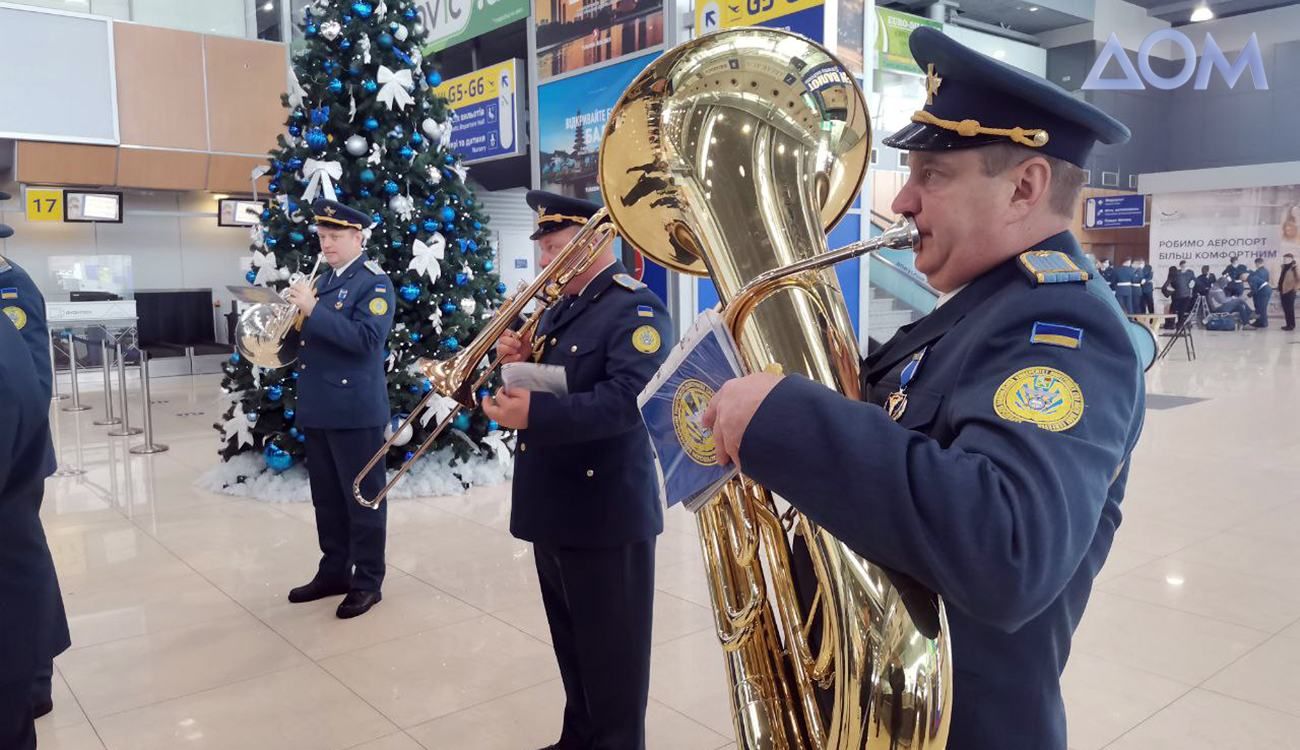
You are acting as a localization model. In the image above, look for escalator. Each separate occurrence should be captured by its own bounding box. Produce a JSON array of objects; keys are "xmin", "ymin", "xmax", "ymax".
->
[{"xmin": 865, "ymin": 210, "xmax": 937, "ymax": 350}]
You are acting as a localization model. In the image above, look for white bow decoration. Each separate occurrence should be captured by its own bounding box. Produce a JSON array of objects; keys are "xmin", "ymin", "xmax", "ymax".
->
[
  {"xmin": 251, "ymin": 250, "xmax": 280, "ymax": 285},
  {"xmin": 377, "ymin": 66, "xmax": 415, "ymax": 111},
  {"xmin": 390, "ymin": 194, "xmax": 415, "ymax": 221},
  {"xmin": 427, "ymin": 309, "xmax": 443, "ymax": 334},
  {"xmin": 426, "ymin": 165, "xmax": 443, "ymax": 185},
  {"xmin": 408, "ymin": 234, "xmax": 446, "ymax": 281},
  {"xmin": 300, "ymin": 159, "xmax": 342, "ymax": 202},
  {"xmin": 450, "ymin": 163, "xmax": 469, "ymax": 183},
  {"xmin": 222, "ymin": 409, "xmax": 254, "ymax": 449},
  {"xmin": 288, "ymin": 69, "xmax": 308, "ymax": 109},
  {"xmin": 480, "ymin": 431, "xmax": 514, "ymax": 467},
  {"xmin": 420, "ymin": 395, "xmax": 460, "ymax": 428}
]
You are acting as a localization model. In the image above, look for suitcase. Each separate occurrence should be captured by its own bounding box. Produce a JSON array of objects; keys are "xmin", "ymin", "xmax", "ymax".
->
[{"xmin": 1205, "ymin": 314, "xmax": 1236, "ymax": 331}]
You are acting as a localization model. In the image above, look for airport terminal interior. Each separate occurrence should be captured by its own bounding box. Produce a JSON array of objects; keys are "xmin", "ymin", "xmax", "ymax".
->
[{"xmin": 2, "ymin": 0, "xmax": 1299, "ymax": 747}]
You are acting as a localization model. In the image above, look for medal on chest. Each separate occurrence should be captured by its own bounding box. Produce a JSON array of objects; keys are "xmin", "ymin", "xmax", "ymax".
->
[{"xmin": 885, "ymin": 347, "xmax": 928, "ymax": 422}]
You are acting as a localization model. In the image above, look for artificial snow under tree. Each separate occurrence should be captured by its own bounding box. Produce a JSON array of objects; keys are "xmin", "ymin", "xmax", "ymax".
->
[{"xmin": 210, "ymin": 0, "xmax": 511, "ymax": 493}]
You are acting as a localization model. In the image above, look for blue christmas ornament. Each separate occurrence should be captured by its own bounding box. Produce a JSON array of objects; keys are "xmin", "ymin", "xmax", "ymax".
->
[
  {"xmin": 311, "ymin": 106, "xmax": 330, "ymax": 125},
  {"xmin": 399, "ymin": 146, "xmax": 414, "ymax": 160},
  {"xmin": 297, "ymin": 433, "xmax": 307, "ymax": 443},
  {"xmin": 359, "ymin": 188, "xmax": 372, "ymax": 198},
  {"xmin": 383, "ymin": 180, "xmax": 400, "ymax": 196},
  {"xmin": 456, "ymin": 238, "xmax": 467, "ymax": 252},
  {"xmin": 259, "ymin": 207, "xmax": 271, "ymax": 219},
  {"xmin": 390, "ymin": 239, "xmax": 402, "ymax": 248},
  {"xmin": 307, "ymin": 128, "xmax": 329, "ymax": 151},
  {"xmin": 378, "ymin": 32, "xmax": 393, "ymax": 48},
  {"xmin": 411, "ymin": 133, "xmax": 423, "ymax": 146},
  {"xmin": 488, "ymin": 420, "xmax": 499, "ymax": 431},
  {"xmin": 363, "ymin": 79, "xmax": 378, "ymax": 93},
  {"xmin": 409, "ymin": 383, "xmax": 420, "ymax": 393},
  {"xmin": 284, "ymin": 409, "xmax": 295, "ymax": 420},
  {"xmin": 444, "ymin": 154, "xmax": 455, "ymax": 165},
  {"xmin": 360, "ymin": 169, "xmax": 376, "ymax": 183},
  {"xmin": 477, "ymin": 387, "xmax": 490, "ymax": 400},
  {"xmin": 444, "ymin": 337, "xmax": 460, "ymax": 350},
  {"xmin": 422, "ymin": 219, "xmax": 438, "ymax": 232},
  {"xmin": 265, "ymin": 237, "xmax": 278, "ymax": 247},
  {"xmin": 305, "ymin": 23, "xmax": 318, "ymax": 35},
  {"xmin": 425, "ymin": 196, "xmax": 437, "ymax": 207},
  {"xmin": 484, "ymin": 260, "xmax": 494, "ymax": 272},
  {"xmin": 268, "ymin": 385, "xmax": 283, "ymax": 401},
  {"xmin": 399, "ymin": 284, "xmax": 420, "ymax": 301},
  {"xmin": 352, "ymin": 2, "xmax": 373, "ymax": 18},
  {"xmin": 407, "ymin": 223, "xmax": 418, "ymax": 235},
  {"xmin": 467, "ymin": 239, "xmax": 478, "ymax": 251},
  {"xmin": 453, "ymin": 413, "xmax": 470, "ymax": 431},
  {"xmin": 349, "ymin": 61, "xmax": 364, "ymax": 76},
  {"xmin": 441, "ymin": 300, "xmax": 456, "ymax": 314},
  {"xmin": 455, "ymin": 273, "xmax": 468, "ymax": 286},
  {"xmin": 288, "ymin": 124, "xmax": 302, "ymax": 137},
  {"xmin": 496, "ymin": 282, "xmax": 508, "ymax": 293},
  {"xmin": 268, "ymin": 180, "xmax": 280, "ymax": 192},
  {"xmin": 465, "ymin": 199, "xmax": 473, "ymax": 208},
  {"xmin": 287, "ymin": 157, "xmax": 303, "ymax": 170},
  {"xmin": 340, "ymin": 38, "xmax": 352, "ymax": 50},
  {"xmin": 289, "ymin": 427, "xmax": 300, "ymax": 438},
  {"xmin": 289, "ymin": 231, "xmax": 305, "ymax": 243},
  {"xmin": 245, "ymin": 270, "xmax": 257, "ymax": 284},
  {"xmin": 473, "ymin": 221, "xmax": 482, "ymax": 230},
  {"xmin": 271, "ymin": 158, "xmax": 284, "ymax": 172},
  {"xmin": 246, "ymin": 412, "xmax": 258, "ymax": 423},
  {"xmin": 364, "ymin": 117, "xmax": 379, "ymax": 130},
  {"xmin": 409, "ymin": 331, "xmax": 421, "ymax": 342},
  {"xmin": 404, "ymin": 450, "xmax": 415, "ymax": 462},
  {"xmin": 291, "ymin": 370, "xmax": 299, "ymax": 379},
  {"xmin": 427, "ymin": 71, "xmax": 442, "ymax": 86},
  {"xmin": 343, "ymin": 13, "xmax": 353, "ymax": 23},
  {"xmin": 263, "ymin": 442, "xmax": 294, "ymax": 473},
  {"xmin": 422, "ymin": 379, "xmax": 433, "ymax": 393},
  {"xmin": 440, "ymin": 206, "xmax": 456, "ymax": 221},
  {"xmin": 371, "ymin": 212, "xmax": 384, "ymax": 224},
  {"xmin": 404, "ymin": 7, "xmax": 417, "ymax": 19},
  {"xmin": 326, "ymin": 78, "xmax": 343, "ymax": 94}
]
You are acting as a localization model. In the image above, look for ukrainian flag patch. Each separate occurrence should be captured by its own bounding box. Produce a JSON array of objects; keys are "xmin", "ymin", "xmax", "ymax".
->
[
  {"xmin": 1030, "ymin": 322, "xmax": 1084, "ymax": 350},
  {"xmin": 0, "ymin": 288, "xmax": 16, "ymax": 300},
  {"xmin": 637, "ymin": 305, "xmax": 654, "ymax": 318}
]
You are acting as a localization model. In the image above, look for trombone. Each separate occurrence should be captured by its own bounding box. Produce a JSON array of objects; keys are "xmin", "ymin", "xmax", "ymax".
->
[{"xmin": 352, "ymin": 208, "xmax": 618, "ymax": 509}]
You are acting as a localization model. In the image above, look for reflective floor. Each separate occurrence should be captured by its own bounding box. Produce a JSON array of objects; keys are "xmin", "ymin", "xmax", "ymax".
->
[{"xmin": 35, "ymin": 325, "xmax": 1300, "ymax": 750}]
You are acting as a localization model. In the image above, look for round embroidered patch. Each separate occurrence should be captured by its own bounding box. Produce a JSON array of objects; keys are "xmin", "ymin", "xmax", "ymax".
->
[
  {"xmin": 632, "ymin": 324, "xmax": 661, "ymax": 354},
  {"xmin": 3, "ymin": 305, "xmax": 27, "ymax": 330},
  {"xmin": 368, "ymin": 297, "xmax": 389, "ymax": 316},
  {"xmin": 993, "ymin": 366, "xmax": 1084, "ymax": 432},
  {"xmin": 672, "ymin": 378, "xmax": 717, "ymax": 466}
]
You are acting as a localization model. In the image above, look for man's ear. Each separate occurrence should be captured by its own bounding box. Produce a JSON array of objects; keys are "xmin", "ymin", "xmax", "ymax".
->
[{"xmin": 1007, "ymin": 156, "xmax": 1052, "ymax": 219}]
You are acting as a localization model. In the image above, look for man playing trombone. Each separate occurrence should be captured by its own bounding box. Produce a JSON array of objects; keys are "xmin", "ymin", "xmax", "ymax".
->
[
  {"xmin": 284, "ymin": 199, "xmax": 396, "ymax": 619},
  {"xmin": 484, "ymin": 190, "xmax": 672, "ymax": 750}
]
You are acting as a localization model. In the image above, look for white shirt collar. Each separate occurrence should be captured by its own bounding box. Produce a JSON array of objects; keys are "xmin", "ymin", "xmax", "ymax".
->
[
  {"xmin": 935, "ymin": 283, "xmax": 968, "ymax": 308},
  {"xmin": 330, "ymin": 253, "xmax": 363, "ymax": 277}
]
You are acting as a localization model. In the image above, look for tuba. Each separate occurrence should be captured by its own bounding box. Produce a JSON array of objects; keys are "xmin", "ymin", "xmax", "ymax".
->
[{"xmin": 600, "ymin": 29, "xmax": 952, "ymax": 748}]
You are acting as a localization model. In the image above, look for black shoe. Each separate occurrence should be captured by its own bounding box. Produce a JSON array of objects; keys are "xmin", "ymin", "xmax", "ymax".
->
[
  {"xmin": 288, "ymin": 576, "xmax": 351, "ymax": 603},
  {"xmin": 336, "ymin": 590, "xmax": 382, "ymax": 619},
  {"xmin": 32, "ymin": 696, "xmax": 53, "ymax": 719}
]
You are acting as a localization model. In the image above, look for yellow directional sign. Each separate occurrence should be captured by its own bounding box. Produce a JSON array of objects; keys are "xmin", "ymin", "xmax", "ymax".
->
[{"xmin": 25, "ymin": 188, "xmax": 63, "ymax": 222}]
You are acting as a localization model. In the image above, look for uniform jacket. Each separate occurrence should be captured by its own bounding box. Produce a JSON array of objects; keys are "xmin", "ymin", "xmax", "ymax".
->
[
  {"xmin": 510, "ymin": 262, "xmax": 672, "ymax": 547},
  {"xmin": 1, "ymin": 256, "xmax": 52, "ymax": 399},
  {"xmin": 0, "ymin": 319, "xmax": 70, "ymax": 680},
  {"xmin": 738, "ymin": 231, "xmax": 1146, "ymax": 750},
  {"xmin": 1248, "ymin": 267, "xmax": 1271, "ymax": 294},
  {"xmin": 1138, "ymin": 264, "xmax": 1154, "ymax": 290},
  {"xmin": 1223, "ymin": 263, "xmax": 1248, "ymax": 281},
  {"xmin": 1113, "ymin": 265, "xmax": 1137, "ymax": 305},
  {"xmin": 296, "ymin": 257, "xmax": 396, "ymax": 430}
]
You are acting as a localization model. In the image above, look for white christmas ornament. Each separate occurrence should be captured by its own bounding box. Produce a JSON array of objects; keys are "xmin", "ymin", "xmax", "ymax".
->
[
  {"xmin": 410, "ymin": 47, "xmax": 423, "ymax": 66},
  {"xmin": 426, "ymin": 165, "xmax": 443, "ymax": 185},
  {"xmin": 345, "ymin": 134, "xmax": 368, "ymax": 156},
  {"xmin": 300, "ymin": 158, "xmax": 342, "ymax": 202},
  {"xmin": 440, "ymin": 122, "xmax": 454, "ymax": 148},
  {"xmin": 320, "ymin": 20, "xmax": 341, "ymax": 40},
  {"xmin": 251, "ymin": 250, "xmax": 280, "ymax": 285},
  {"xmin": 421, "ymin": 117, "xmax": 441, "ymax": 139},
  {"xmin": 222, "ymin": 409, "xmax": 255, "ymax": 449},
  {"xmin": 459, "ymin": 298, "xmax": 476, "ymax": 315},
  {"xmin": 394, "ymin": 24, "xmax": 409, "ymax": 42},
  {"xmin": 461, "ymin": 262, "xmax": 474, "ymax": 281},
  {"xmin": 367, "ymin": 143, "xmax": 384, "ymax": 165},
  {"xmin": 279, "ymin": 267, "xmax": 291, "ymax": 280},
  {"xmin": 384, "ymin": 417, "xmax": 413, "ymax": 447},
  {"xmin": 376, "ymin": 0, "xmax": 388, "ymax": 16},
  {"xmin": 451, "ymin": 163, "xmax": 469, "ymax": 182},
  {"xmin": 377, "ymin": 66, "xmax": 415, "ymax": 110},
  {"xmin": 359, "ymin": 34, "xmax": 372, "ymax": 64},
  {"xmin": 389, "ymin": 194, "xmax": 415, "ymax": 221},
  {"xmin": 409, "ymin": 234, "xmax": 446, "ymax": 281},
  {"xmin": 287, "ymin": 69, "xmax": 308, "ymax": 109}
]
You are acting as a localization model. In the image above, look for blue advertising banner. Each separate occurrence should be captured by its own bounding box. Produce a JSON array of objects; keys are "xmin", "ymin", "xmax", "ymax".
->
[
  {"xmin": 755, "ymin": 4, "xmax": 824, "ymax": 38},
  {"xmin": 432, "ymin": 59, "xmax": 525, "ymax": 164},
  {"xmin": 1084, "ymin": 194, "xmax": 1146, "ymax": 229}
]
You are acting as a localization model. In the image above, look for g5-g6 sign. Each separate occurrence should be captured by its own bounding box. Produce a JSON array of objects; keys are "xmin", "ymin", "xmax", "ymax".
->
[{"xmin": 1084, "ymin": 31, "xmax": 1269, "ymax": 90}]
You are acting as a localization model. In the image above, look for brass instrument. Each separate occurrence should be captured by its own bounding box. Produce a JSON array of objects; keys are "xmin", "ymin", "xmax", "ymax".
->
[
  {"xmin": 600, "ymin": 28, "xmax": 952, "ymax": 748},
  {"xmin": 235, "ymin": 255, "xmax": 324, "ymax": 369},
  {"xmin": 353, "ymin": 210, "xmax": 618, "ymax": 509}
]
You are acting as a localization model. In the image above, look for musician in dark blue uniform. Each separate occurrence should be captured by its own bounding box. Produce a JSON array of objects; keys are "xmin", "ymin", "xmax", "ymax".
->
[
  {"xmin": 704, "ymin": 28, "xmax": 1149, "ymax": 750},
  {"xmin": 1, "ymin": 216, "xmax": 72, "ymax": 725},
  {"xmin": 1223, "ymin": 255, "xmax": 1248, "ymax": 282},
  {"xmin": 1136, "ymin": 258, "xmax": 1154, "ymax": 313},
  {"xmin": 1247, "ymin": 256, "xmax": 1272, "ymax": 327},
  {"xmin": 0, "ymin": 229, "xmax": 70, "ymax": 750},
  {"xmin": 1114, "ymin": 259, "xmax": 1137, "ymax": 313},
  {"xmin": 484, "ymin": 191, "xmax": 672, "ymax": 750},
  {"xmin": 285, "ymin": 199, "xmax": 395, "ymax": 619}
]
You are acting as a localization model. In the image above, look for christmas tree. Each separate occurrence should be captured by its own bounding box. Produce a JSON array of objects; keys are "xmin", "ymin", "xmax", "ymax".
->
[{"xmin": 215, "ymin": 0, "xmax": 509, "ymax": 475}]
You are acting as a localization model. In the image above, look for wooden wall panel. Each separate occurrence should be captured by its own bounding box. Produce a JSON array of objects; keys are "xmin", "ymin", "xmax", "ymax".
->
[
  {"xmin": 16, "ymin": 141, "xmax": 118, "ymax": 186},
  {"xmin": 205, "ymin": 35, "xmax": 287, "ymax": 156},
  {"xmin": 207, "ymin": 154, "xmax": 271, "ymax": 194},
  {"xmin": 114, "ymin": 24, "xmax": 208, "ymax": 150},
  {"xmin": 116, "ymin": 148, "xmax": 209, "ymax": 190}
]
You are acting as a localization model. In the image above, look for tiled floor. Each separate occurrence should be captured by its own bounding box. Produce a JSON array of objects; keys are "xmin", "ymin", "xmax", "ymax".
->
[{"xmin": 33, "ymin": 325, "xmax": 1300, "ymax": 749}]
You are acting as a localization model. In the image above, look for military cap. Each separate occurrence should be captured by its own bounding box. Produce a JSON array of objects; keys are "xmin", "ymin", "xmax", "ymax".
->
[
  {"xmin": 311, "ymin": 198, "xmax": 371, "ymax": 231},
  {"xmin": 526, "ymin": 190, "xmax": 600, "ymax": 240},
  {"xmin": 882, "ymin": 27, "xmax": 1130, "ymax": 167}
]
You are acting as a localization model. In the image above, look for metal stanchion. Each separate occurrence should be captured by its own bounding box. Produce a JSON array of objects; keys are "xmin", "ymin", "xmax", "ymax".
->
[
  {"xmin": 130, "ymin": 351, "xmax": 168, "ymax": 454},
  {"xmin": 93, "ymin": 339, "xmax": 121, "ymax": 426},
  {"xmin": 61, "ymin": 332, "xmax": 91, "ymax": 412},
  {"xmin": 107, "ymin": 341, "xmax": 142, "ymax": 437},
  {"xmin": 49, "ymin": 389, "xmax": 87, "ymax": 478},
  {"xmin": 48, "ymin": 331, "xmax": 67, "ymax": 401}
]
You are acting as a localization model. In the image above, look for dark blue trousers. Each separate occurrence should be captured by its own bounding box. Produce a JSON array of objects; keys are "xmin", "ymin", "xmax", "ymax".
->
[
  {"xmin": 535, "ymin": 539, "xmax": 656, "ymax": 750},
  {"xmin": 0, "ymin": 680, "xmax": 35, "ymax": 750},
  {"xmin": 1253, "ymin": 288, "xmax": 1272, "ymax": 326},
  {"xmin": 304, "ymin": 427, "xmax": 387, "ymax": 591}
]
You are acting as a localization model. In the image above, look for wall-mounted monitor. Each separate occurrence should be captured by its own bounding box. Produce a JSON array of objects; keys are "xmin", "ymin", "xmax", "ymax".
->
[
  {"xmin": 64, "ymin": 190, "xmax": 122, "ymax": 223},
  {"xmin": 218, "ymin": 198, "xmax": 267, "ymax": 227}
]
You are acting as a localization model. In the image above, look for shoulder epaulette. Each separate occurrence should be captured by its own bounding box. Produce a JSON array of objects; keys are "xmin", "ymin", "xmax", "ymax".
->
[
  {"xmin": 0, "ymin": 256, "xmax": 11, "ymax": 274},
  {"xmin": 612, "ymin": 273, "xmax": 646, "ymax": 291},
  {"xmin": 364, "ymin": 260, "xmax": 385, "ymax": 276},
  {"xmin": 1018, "ymin": 251, "xmax": 1089, "ymax": 286}
]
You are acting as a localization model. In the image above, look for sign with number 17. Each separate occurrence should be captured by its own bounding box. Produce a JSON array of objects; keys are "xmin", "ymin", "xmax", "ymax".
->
[{"xmin": 25, "ymin": 188, "xmax": 63, "ymax": 223}]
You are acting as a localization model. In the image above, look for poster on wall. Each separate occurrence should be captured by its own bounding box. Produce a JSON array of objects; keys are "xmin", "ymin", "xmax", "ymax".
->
[
  {"xmin": 696, "ymin": 0, "xmax": 822, "ymax": 37},
  {"xmin": 417, "ymin": 0, "xmax": 530, "ymax": 54},
  {"xmin": 535, "ymin": 0, "xmax": 663, "ymax": 82},
  {"xmin": 1151, "ymin": 186, "xmax": 1300, "ymax": 307},
  {"xmin": 538, "ymin": 52, "xmax": 658, "ymax": 204},
  {"xmin": 432, "ymin": 59, "xmax": 526, "ymax": 164},
  {"xmin": 875, "ymin": 7, "xmax": 941, "ymax": 75},
  {"xmin": 836, "ymin": 0, "xmax": 865, "ymax": 75}
]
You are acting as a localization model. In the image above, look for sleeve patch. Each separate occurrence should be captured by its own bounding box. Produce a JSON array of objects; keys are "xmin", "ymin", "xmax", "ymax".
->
[
  {"xmin": 3, "ymin": 305, "xmax": 28, "ymax": 330},
  {"xmin": 993, "ymin": 366, "xmax": 1084, "ymax": 432},
  {"xmin": 368, "ymin": 297, "xmax": 389, "ymax": 316},
  {"xmin": 1030, "ymin": 321, "xmax": 1084, "ymax": 350},
  {"xmin": 637, "ymin": 304, "xmax": 654, "ymax": 318},
  {"xmin": 632, "ymin": 324, "xmax": 662, "ymax": 354}
]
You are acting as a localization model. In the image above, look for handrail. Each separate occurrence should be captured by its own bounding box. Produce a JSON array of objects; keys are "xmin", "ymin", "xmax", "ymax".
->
[{"xmin": 865, "ymin": 210, "xmax": 939, "ymax": 314}]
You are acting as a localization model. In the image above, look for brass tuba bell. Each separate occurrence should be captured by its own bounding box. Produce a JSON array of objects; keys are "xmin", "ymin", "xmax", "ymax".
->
[{"xmin": 601, "ymin": 29, "xmax": 952, "ymax": 748}]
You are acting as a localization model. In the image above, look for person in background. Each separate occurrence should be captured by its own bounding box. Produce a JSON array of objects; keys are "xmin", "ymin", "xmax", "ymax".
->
[
  {"xmin": 1279, "ymin": 252, "xmax": 1298, "ymax": 331},
  {"xmin": 1223, "ymin": 255, "xmax": 1248, "ymax": 281},
  {"xmin": 1193, "ymin": 265, "xmax": 1214, "ymax": 298},
  {"xmin": 1226, "ymin": 271, "xmax": 1246, "ymax": 298},
  {"xmin": 1247, "ymin": 256, "xmax": 1272, "ymax": 328},
  {"xmin": 1135, "ymin": 258, "xmax": 1154, "ymax": 314},
  {"xmin": 1114, "ymin": 258, "xmax": 1137, "ymax": 313},
  {"xmin": 1098, "ymin": 258, "xmax": 1116, "ymax": 293},
  {"xmin": 1207, "ymin": 277, "xmax": 1254, "ymax": 328}
]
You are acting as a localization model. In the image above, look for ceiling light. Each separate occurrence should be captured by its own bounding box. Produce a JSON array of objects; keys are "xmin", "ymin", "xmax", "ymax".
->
[
  {"xmin": 1190, "ymin": 4, "xmax": 1214, "ymax": 21},
  {"xmin": 262, "ymin": 1, "xmax": 274, "ymax": 10},
  {"xmin": 1028, "ymin": 5, "xmax": 1039, "ymax": 10},
  {"xmin": 993, "ymin": 49, "xmax": 1007, "ymax": 59}
]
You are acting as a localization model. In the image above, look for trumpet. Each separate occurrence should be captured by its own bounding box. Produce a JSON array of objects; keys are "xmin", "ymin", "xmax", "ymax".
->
[
  {"xmin": 352, "ymin": 208, "xmax": 618, "ymax": 509},
  {"xmin": 235, "ymin": 255, "xmax": 324, "ymax": 369}
]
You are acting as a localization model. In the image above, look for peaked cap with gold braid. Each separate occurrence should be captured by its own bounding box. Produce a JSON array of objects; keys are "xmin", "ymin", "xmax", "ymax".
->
[
  {"xmin": 526, "ymin": 190, "xmax": 600, "ymax": 240},
  {"xmin": 882, "ymin": 27, "xmax": 1129, "ymax": 167},
  {"xmin": 311, "ymin": 198, "xmax": 371, "ymax": 231}
]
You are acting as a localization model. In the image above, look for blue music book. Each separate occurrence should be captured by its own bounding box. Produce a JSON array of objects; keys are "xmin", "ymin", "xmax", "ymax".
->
[{"xmin": 638, "ymin": 309, "xmax": 744, "ymax": 511}]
